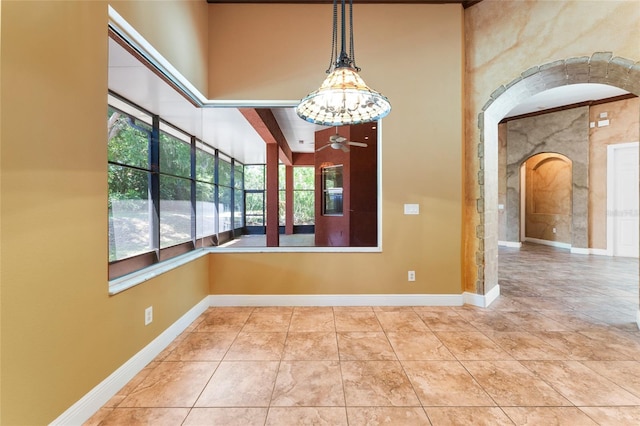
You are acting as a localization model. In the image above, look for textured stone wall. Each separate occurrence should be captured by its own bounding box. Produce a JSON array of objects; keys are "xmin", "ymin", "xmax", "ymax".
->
[
  {"xmin": 506, "ymin": 108, "xmax": 589, "ymax": 247},
  {"xmin": 465, "ymin": 0, "xmax": 640, "ymax": 295}
]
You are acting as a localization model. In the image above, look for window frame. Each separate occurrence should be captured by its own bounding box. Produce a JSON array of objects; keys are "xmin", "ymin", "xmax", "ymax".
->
[{"xmin": 107, "ymin": 92, "xmax": 244, "ymax": 282}]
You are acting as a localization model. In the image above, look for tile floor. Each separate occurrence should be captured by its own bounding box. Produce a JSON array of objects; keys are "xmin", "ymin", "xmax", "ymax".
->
[{"xmin": 86, "ymin": 243, "xmax": 640, "ymax": 425}]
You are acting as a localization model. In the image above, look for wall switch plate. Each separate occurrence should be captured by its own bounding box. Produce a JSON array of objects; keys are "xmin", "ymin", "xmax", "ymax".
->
[
  {"xmin": 145, "ymin": 306, "xmax": 153, "ymax": 325},
  {"xmin": 408, "ymin": 270, "xmax": 416, "ymax": 281},
  {"xmin": 597, "ymin": 119, "xmax": 610, "ymax": 127},
  {"xmin": 404, "ymin": 204, "xmax": 419, "ymax": 215}
]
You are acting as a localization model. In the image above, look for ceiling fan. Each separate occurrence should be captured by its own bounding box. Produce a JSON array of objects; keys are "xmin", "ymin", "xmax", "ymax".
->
[{"xmin": 316, "ymin": 128, "xmax": 368, "ymax": 152}]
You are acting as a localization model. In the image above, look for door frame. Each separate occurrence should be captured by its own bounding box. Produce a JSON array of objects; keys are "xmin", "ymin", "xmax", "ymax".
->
[{"xmin": 606, "ymin": 141, "xmax": 640, "ymax": 256}]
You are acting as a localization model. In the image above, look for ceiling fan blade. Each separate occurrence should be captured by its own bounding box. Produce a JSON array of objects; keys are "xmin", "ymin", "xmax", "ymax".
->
[
  {"xmin": 316, "ymin": 144, "xmax": 331, "ymax": 152},
  {"xmin": 341, "ymin": 144, "xmax": 350, "ymax": 152},
  {"xmin": 347, "ymin": 141, "xmax": 368, "ymax": 147}
]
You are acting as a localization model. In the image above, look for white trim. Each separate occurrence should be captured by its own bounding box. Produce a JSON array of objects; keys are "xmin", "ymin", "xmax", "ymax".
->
[
  {"xmin": 607, "ymin": 142, "xmax": 640, "ymax": 258},
  {"xmin": 570, "ymin": 247, "xmax": 589, "ymax": 255},
  {"xmin": 520, "ymin": 164, "xmax": 526, "ymax": 242},
  {"xmin": 49, "ymin": 296, "xmax": 211, "ymax": 426},
  {"xmin": 588, "ymin": 248, "xmax": 610, "ymax": 256},
  {"xmin": 209, "ymin": 294, "xmax": 464, "ymax": 307},
  {"xmin": 524, "ymin": 237, "xmax": 571, "ymax": 250},
  {"xmin": 109, "ymin": 250, "xmax": 209, "ymax": 295},
  {"xmin": 463, "ymin": 285, "xmax": 500, "ymax": 308},
  {"xmin": 108, "ymin": 6, "xmax": 297, "ymax": 108},
  {"xmin": 498, "ymin": 241, "xmax": 522, "ymax": 248},
  {"xmin": 636, "ymin": 309, "xmax": 640, "ymax": 330}
]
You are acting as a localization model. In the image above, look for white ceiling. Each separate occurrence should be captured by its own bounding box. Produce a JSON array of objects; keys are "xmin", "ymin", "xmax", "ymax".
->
[
  {"xmin": 108, "ymin": 38, "xmax": 630, "ymax": 163},
  {"xmin": 504, "ymin": 83, "xmax": 629, "ymax": 118}
]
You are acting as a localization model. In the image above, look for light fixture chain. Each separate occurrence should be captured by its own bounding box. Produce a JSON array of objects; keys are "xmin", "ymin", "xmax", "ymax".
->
[
  {"xmin": 349, "ymin": 0, "xmax": 360, "ymax": 71},
  {"xmin": 326, "ymin": 0, "xmax": 339, "ymax": 73}
]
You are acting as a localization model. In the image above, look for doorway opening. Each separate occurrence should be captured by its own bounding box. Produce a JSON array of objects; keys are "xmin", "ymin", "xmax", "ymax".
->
[{"xmin": 477, "ymin": 52, "xmax": 640, "ymax": 317}]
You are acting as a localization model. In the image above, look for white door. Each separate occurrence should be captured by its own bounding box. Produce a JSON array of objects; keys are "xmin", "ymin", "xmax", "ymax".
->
[{"xmin": 609, "ymin": 143, "xmax": 639, "ymax": 258}]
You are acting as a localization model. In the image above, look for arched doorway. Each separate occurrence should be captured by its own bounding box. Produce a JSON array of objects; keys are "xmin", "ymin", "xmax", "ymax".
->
[
  {"xmin": 477, "ymin": 52, "xmax": 640, "ymax": 307},
  {"xmin": 519, "ymin": 153, "xmax": 573, "ymax": 247}
]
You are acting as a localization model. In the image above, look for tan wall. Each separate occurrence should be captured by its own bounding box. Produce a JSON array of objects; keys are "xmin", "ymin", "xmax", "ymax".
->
[
  {"xmin": 464, "ymin": 0, "xmax": 640, "ymax": 291},
  {"xmin": 0, "ymin": 1, "xmax": 210, "ymax": 424},
  {"xmin": 589, "ymin": 97, "xmax": 640, "ymax": 249},
  {"xmin": 208, "ymin": 4, "xmax": 464, "ymax": 296}
]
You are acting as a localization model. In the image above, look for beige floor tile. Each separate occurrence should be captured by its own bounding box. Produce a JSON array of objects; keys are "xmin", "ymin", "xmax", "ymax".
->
[
  {"xmin": 581, "ymin": 360, "xmax": 640, "ymax": 397},
  {"xmin": 462, "ymin": 360, "xmax": 571, "ymax": 406},
  {"xmin": 403, "ymin": 361, "xmax": 495, "ymax": 406},
  {"xmin": 425, "ymin": 407, "xmax": 513, "ymax": 425},
  {"xmin": 342, "ymin": 360, "xmax": 420, "ymax": 406},
  {"xmin": 118, "ymin": 361, "xmax": 217, "ymax": 408},
  {"xmin": 271, "ymin": 360, "xmax": 345, "ymax": 406},
  {"xmin": 265, "ymin": 407, "xmax": 348, "ymax": 425},
  {"xmin": 522, "ymin": 360, "xmax": 640, "ymax": 406},
  {"xmin": 104, "ymin": 362, "xmax": 160, "ymax": 407},
  {"xmin": 503, "ymin": 406, "xmax": 598, "ymax": 425},
  {"xmin": 196, "ymin": 309, "xmax": 252, "ymax": 332},
  {"xmin": 486, "ymin": 331, "xmax": 570, "ymax": 360},
  {"xmin": 532, "ymin": 331, "xmax": 632, "ymax": 360},
  {"xmin": 347, "ymin": 407, "xmax": 429, "ymax": 425},
  {"xmin": 195, "ymin": 361, "xmax": 279, "ymax": 407},
  {"xmin": 289, "ymin": 307, "xmax": 336, "ymax": 332},
  {"xmin": 417, "ymin": 310, "xmax": 474, "ymax": 331},
  {"xmin": 183, "ymin": 407, "xmax": 268, "ymax": 426},
  {"xmin": 283, "ymin": 332, "xmax": 339, "ymax": 360},
  {"xmin": 223, "ymin": 332, "xmax": 286, "ymax": 360},
  {"xmin": 375, "ymin": 311, "xmax": 430, "ymax": 332},
  {"xmin": 501, "ymin": 311, "xmax": 568, "ymax": 332},
  {"xmin": 242, "ymin": 310, "xmax": 292, "ymax": 332},
  {"xmin": 337, "ymin": 332, "xmax": 397, "ymax": 360},
  {"xmin": 386, "ymin": 331, "xmax": 456, "ymax": 360},
  {"xmin": 97, "ymin": 408, "xmax": 190, "ymax": 425},
  {"xmin": 579, "ymin": 329, "xmax": 640, "ymax": 360},
  {"xmin": 578, "ymin": 407, "xmax": 640, "ymax": 426},
  {"xmin": 436, "ymin": 331, "xmax": 513, "ymax": 360},
  {"xmin": 165, "ymin": 332, "xmax": 237, "ymax": 361},
  {"xmin": 334, "ymin": 310, "xmax": 383, "ymax": 332}
]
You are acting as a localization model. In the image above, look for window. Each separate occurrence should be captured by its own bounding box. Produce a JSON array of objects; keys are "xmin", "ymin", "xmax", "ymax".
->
[
  {"xmin": 322, "ymin": 165, "xmax": 344, "ymax": 216},
  {"xmin": 218, "ymin": 154, "xmax": 233, "ymax": 234},
  {"xmin": 196, "ymin": 141, "xmax": 216, "ymax": 243},
  {"xmin": 293, "ymin": 167, "xmax": 315, "ymax": 226},
  {"xmin": 244, "ymin": 165, "xmax": 265, "ymax": 228},
  {"xmin": 234, "ymin": 162, "xmax": 244, "ymax": 230},
  {"xmin": 107, "ymin": 93, "xmax": 243, "ymax": 280},
  {"xmin": 108, "ymin": 105, "xmax": 153, "ymax": 263}
]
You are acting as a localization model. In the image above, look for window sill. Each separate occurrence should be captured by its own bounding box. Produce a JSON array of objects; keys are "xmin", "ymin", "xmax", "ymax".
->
[
  {"xmin": 109, "ymin": 249, "xmax": 209, "ymax": 295},
  {"xmin": 205, "ymin": 246, "xmax": 382, "ymax": 254}
]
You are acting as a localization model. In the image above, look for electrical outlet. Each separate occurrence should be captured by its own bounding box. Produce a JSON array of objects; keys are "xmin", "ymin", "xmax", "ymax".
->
[
  {"xmin": 145, "ymin": 306, "xmax": 153, "ymax": 325},
  {"xmin": 552, "ymin": 227, "xmax": 557, "ymax": 234},
  {"xmin": 408, "ymin": 270, "xmax": 416, "ymax": 282}
]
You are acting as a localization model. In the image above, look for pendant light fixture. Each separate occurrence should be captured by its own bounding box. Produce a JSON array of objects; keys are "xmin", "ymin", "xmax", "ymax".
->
[{"xmin": 295, "ymin": 0, "xmax": 391, "ymax": 126}]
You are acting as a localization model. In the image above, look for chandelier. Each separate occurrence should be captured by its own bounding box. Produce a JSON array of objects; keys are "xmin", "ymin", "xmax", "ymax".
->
[{"xmin": 295, "ymin": 0, "xmax": 391, "ymax": 126}]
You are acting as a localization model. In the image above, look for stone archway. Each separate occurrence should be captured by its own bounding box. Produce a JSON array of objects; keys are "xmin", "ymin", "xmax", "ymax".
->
[{"xmin": 477, "ymin": 52, "xmax": 640, "ymax": 299}]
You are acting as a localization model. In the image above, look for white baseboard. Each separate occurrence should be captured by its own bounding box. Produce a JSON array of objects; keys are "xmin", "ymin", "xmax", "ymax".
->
[
  {"xmin": 636, "ymin": 310, "xmax": 640, "ymax": 330},
  {"xmin": 498, "ymin": 241, "xmax": 522, "ymax": 248},
  {"xmin": 570, "ymin": 247, "xmax": 589, "ymax": 254},
  {"xmin": 588, "ymin": 248, "xmax": 610, "ymax": 256},
  {"xmin": 49, "ymin": 296, "xmax": 211, "ymax": 426},
  {"xmin": 210, "ymin": 293, "xmax": 465, "ymax": 307},
  {"xmin": 525, "ymin": 237, "xmax": 571, "ymax": 249},
  {"xmin": 463, "ymin": 285, "xmax": 500, "ymax": 308}
]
